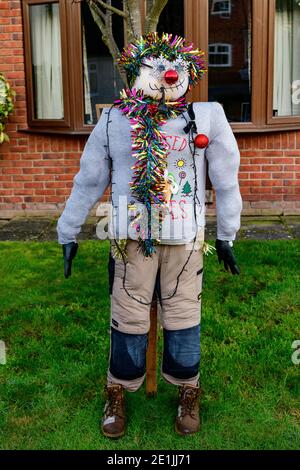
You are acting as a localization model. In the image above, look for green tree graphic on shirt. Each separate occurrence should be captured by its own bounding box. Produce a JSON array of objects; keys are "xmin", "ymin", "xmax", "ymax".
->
[{"xmin": 181, "ymin": 180, "xmax": 192, "ymax": 196}]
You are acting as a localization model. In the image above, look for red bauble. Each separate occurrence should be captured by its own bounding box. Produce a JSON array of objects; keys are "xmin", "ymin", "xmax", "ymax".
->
[
  {"xmin": 194, "ymin": 134, "xmax": 209, "ymax": 149},
  {"xmin": 164, "ymin": 69, "xmax": 179, "ymax": 85}
]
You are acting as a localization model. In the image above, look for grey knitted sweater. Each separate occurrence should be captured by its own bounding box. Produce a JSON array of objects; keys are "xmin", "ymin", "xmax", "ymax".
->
[{"xmin": 57, "ymin": 101, "xmax": 242, "ymax": 245}]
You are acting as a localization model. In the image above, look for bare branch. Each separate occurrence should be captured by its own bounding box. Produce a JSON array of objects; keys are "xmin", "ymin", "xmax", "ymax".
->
[
  {"xmin": 88, "ymin": 1, "xmax": 128, "ymax": 86},
  {"xmin": 92, "ymin": 1, "xmax": 106, "ymax": 21},
  {"xmin": 93, "ymin": 0, "xmax": 125, "ymax": 18},
  {"xmin": 145, "ymin": 0, "xmax": 168, "ymax": 33},
  {"xmin": 87, "ymin": 0, "xmax": 169, "ymax": 90},
  {"xmin": 105, "ymin": 0, "xmax": 120, "ymax": 62},
  {"xmin": 105, "ymin": 1, "xmax": 126, "ymax": 80},
  {"xmin": 123, "ymin": 1, "xmax": 135, "ymax": 43},
  {"xmin": 89, "ymin": 2, "xmax": 106, "ymax": 32}
]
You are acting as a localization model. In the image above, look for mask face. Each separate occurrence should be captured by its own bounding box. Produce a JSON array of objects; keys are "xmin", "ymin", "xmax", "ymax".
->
[{"xmin": 132, "ymin": 55, "xmax": 190, "ymax": 101}]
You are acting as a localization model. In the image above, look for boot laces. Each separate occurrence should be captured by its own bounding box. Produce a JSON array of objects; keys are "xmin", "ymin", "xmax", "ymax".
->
[
  {"xmin": 105, "ymin": 386, "xmax": 123, "ymax": 418},
  {"xmin": 179, "ymin": 387, "xmax": 199, "ymax": 417}
]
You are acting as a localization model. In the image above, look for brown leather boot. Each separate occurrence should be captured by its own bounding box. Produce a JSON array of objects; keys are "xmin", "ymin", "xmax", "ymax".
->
[
  {"xmin": 175, "ymin": 384, "xmax": 201, "ymax": 435},
  {"xmin": 101, "ymin": 384, "xmax": 126, "ymax": 438}
]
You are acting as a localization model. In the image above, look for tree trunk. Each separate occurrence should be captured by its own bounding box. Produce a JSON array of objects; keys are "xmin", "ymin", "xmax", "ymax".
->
[
  {"xmin": 87, "ymin": 0, "xmax": 170, "ymax": 80},
  {"xmin": 145, "ymin": 0, "xmax": 168, "ymax": 33},
  {"xmin": 126, "ymin": 0, "xmax": 143, "ymax": 40}
]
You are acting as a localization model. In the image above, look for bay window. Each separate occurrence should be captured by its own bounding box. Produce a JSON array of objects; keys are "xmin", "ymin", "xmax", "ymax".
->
[{"xmin": 22, "ymin": 0, "xmax": 300, "ymax": 134}]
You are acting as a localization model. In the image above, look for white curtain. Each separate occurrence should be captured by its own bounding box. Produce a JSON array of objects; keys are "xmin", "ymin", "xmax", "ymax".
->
[
  {"xmin": 30, "ymin": 4, "xmax": 64, "ymax": 119},
  {"xmin": 82, "ymin": 23, "xmax": 93, "ymax": 124},
  {"xmin": 274, "ymin": 0, "xmax": 300, "ymax": 116}
]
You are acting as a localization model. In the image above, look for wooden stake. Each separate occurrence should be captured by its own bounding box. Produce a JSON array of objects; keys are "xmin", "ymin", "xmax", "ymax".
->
[{"xmin": 146, "ymin": 294, "xmax": 158, "ymax": 396}]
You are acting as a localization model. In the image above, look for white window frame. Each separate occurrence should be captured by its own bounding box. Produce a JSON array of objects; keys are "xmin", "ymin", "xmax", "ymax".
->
[
  {"xmin": 208, "ymin": 43, "xmax": 232, "ymax": 67},
  {"xmin": 211, "ymin": 0, "xmax": 232, "ymax": 18}
]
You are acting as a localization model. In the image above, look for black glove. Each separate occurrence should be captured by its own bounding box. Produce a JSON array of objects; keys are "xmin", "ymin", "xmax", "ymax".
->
[
  {"xmin": 215, "ymin": 239, "xmax": 240, "ymax": 275},
  {"xmin": 62, "ymin": 242, "xmax": 78, "ymax": 278}
]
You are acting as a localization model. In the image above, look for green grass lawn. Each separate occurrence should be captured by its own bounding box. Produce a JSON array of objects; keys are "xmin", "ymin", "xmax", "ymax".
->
[{"xmin": 0, "ymin": 240, "xmax": 299, "ymax": 450}]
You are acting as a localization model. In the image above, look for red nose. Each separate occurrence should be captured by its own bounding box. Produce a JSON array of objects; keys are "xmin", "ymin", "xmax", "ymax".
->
[{"xmin": 164, "ymin": 69, "xmax": 178, "ymax": 85}]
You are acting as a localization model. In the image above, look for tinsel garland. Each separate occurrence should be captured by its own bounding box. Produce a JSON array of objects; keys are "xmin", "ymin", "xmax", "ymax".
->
[
  {"xmin": 118, "ymin": 32, "xmax": 207, "ymax": 87},
  {"xmin": 114, "ymin": 88, "xmax": 188, "ymax": 256}
]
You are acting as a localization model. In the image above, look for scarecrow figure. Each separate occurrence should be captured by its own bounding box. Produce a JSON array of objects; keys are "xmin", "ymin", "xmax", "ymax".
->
[{"xmin": 57, "ymin": 33, "xmax": 242, "ymax": 438}]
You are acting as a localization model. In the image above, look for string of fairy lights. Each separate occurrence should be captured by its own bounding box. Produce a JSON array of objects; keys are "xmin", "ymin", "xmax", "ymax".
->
[
  {"xmin": 114, "ymin": 88, "xmax": 188, "ymax": 256},
  {"xmin": 105, "ymin": 102, "xmax": 201, "ymax": 306},
  {"xmin": 102, "ymin": 32, "xmax": 207, "ymax": 304}
]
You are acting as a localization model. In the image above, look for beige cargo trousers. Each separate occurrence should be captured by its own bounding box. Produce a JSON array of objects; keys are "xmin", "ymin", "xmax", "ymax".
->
[{"xmin": 107, "ymin": 240, "xmax": 204, "ymax": 391}]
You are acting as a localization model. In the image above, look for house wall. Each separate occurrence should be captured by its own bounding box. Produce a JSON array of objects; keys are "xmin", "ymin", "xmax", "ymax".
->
[{"xmin": 0, "ymin": 0, "xmax": 299, "ymax": 219}]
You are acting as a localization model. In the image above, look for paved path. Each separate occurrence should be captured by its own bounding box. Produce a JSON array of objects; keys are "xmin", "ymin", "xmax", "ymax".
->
[{"xmin": 0, "ymin": 215, "xmax": 299, "ymax": 241}]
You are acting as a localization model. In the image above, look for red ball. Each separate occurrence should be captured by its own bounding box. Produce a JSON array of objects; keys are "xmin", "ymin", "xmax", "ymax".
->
[
  {"xmin": 194, "ymin": 134, "xmax": 209, "ymax": 149},
  {"xmin": 164, "ymin": 69, "xmax": 179, "ymax": 85}
]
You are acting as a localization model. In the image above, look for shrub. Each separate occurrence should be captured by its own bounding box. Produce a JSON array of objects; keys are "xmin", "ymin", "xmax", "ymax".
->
[{"xmin": 0, "ymin": 73, "xmax": 16, "ymax": 144}]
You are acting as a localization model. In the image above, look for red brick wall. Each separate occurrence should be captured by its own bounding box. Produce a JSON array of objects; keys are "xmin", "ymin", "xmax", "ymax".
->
[
  {"xmin": 0, "ymin": 0, "xmax": 86, "ymax": 218},
  {"xmin": 0, "ymin": 0, "xmax": 299, "ymax": 218},
  {"xmin": 237, "ymin": 132, "xmax": 300, "ymax": 215}
]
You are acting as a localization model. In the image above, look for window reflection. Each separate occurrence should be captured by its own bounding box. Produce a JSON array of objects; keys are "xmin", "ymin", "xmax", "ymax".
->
[
  {"xmin": 211, "ymin": 0, "xmax": 232, "ymax": 18},
  {"xmin": 209, "ymin": 43, "xmax": 232, "ymax": 67},
  {"xmin": 157, "ymin": 0, "xmax": 184, "ymax": 36},
  {"xmin": 209, "ymin": 0, "xmax": 252, "ymax": 122},
  {"xmin": 82, "ymin": 1, "xmax": 124, "ymax": 124}
]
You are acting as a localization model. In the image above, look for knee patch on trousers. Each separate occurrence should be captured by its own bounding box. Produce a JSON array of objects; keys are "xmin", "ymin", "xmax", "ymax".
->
[
  {"xmin": 109, "ymin": 327, "xmax": 148, "ymax": 381},
  {"xmin": 162, "ymin": 325, "xmax": 200, "ymax": 380}
]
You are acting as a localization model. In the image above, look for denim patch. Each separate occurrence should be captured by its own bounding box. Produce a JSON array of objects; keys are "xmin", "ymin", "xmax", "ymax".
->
[
  {"xmin": 162, "ymin": 324, "xmax": 200, "ymax": 379},
  {"xmin": 109, "ymin": 327, "xmax": 148, "ymax": 380}
]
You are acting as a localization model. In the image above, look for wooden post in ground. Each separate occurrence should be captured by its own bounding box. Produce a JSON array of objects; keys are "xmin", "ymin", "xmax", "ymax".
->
[{"xmin": 146, "ymin": 295, "xmax": 158, "ymax": 396}]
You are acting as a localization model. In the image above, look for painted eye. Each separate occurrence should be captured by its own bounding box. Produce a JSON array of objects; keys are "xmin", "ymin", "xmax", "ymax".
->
[
  {"xmin": 175, "ymin": 64, "xmax": 183, "ymax": 73},
  {"xmin": 141, "ymin": 62, "xmax": 154, "ymax": 69},
  {"xmin": 157, "ymin": 64, "xmax": 165, "ymax": 72}
]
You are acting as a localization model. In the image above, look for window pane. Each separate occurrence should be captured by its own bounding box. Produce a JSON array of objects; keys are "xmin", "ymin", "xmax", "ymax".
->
[
  {"xmin": 273, "ymin": 0, "xmax": 300, "ymax": 117},
  {"xmin": 209, "ymin": 0, "xmax": 252, "ymax": 122},
  {"xmin": 82, "ymin": 2, "xmax": 124, "ymax": 125},
  {"xmin": 212, "ymin": 1, "xmax": 229, "ymax": 13},
  {"xmin": 29, "ymin": 3, "xmax": 64, "ymax": 119},
  {"xmin": 211, "ymin": 0, "xmax": 231, "ymax": 17},
  {"xmin": 157, "ymin": 0, "xmax": 184, "ymax": 36}
]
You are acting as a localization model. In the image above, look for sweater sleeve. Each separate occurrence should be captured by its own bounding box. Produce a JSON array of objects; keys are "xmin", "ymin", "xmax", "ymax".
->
[
  {"xmin": 205, "ymin": 102, "xmax": 242, "ymax": 241},
  {"xmin": 56, "ymin": 110, "xmax": 111, "ymax": 244}
]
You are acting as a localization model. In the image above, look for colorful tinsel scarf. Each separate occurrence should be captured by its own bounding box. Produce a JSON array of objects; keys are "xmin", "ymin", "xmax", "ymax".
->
[
  {"xmin": 118, "ymin": 32, "xmax": 207, "ymax": 87},
  {"xmin": 114, "ymin": 88, "xmax": 188, "ymax": 256}
]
